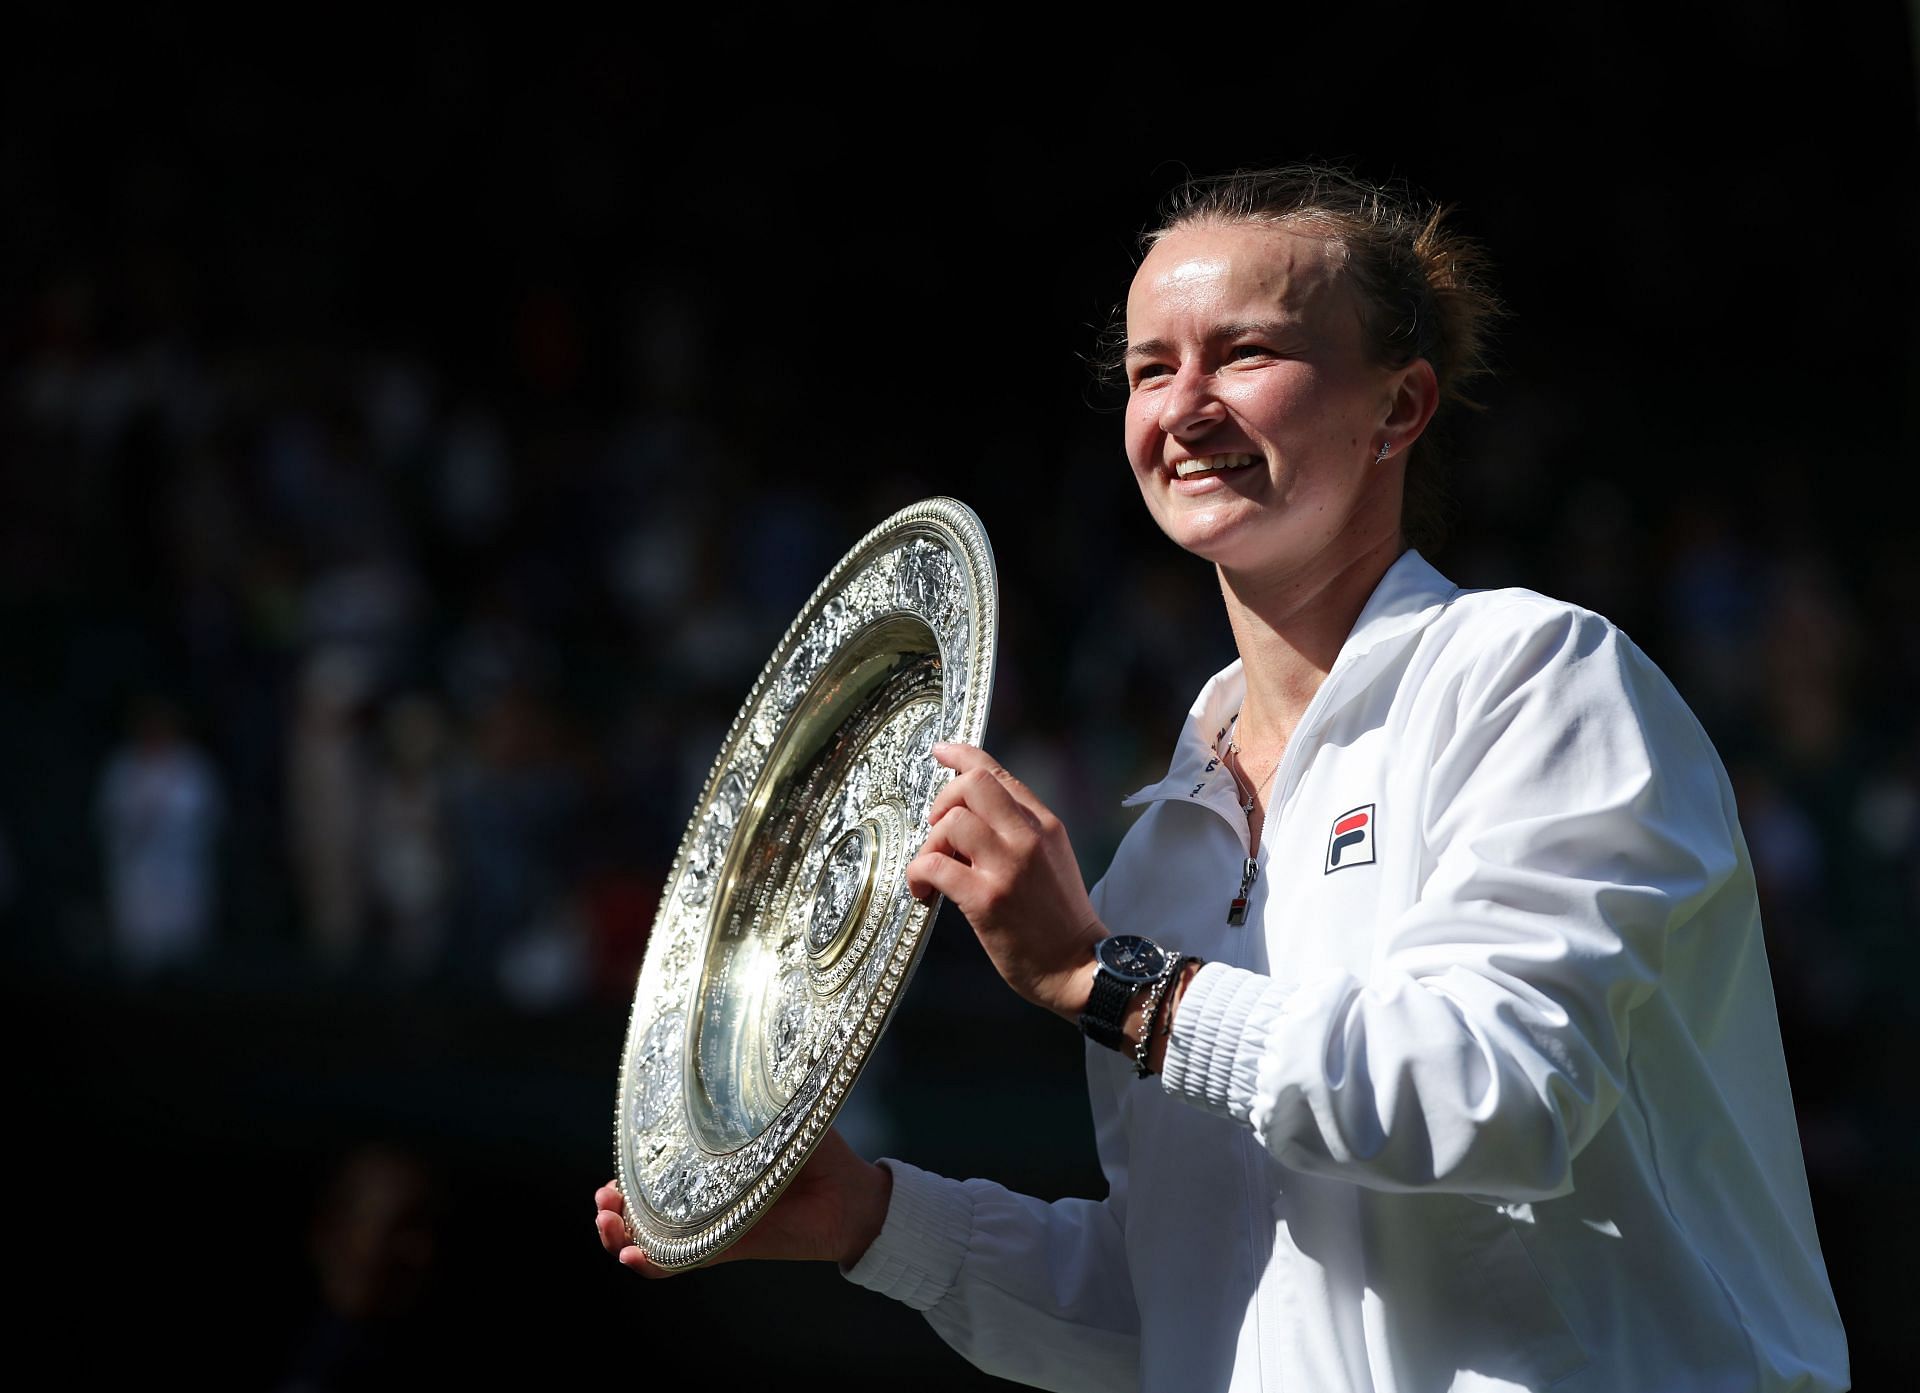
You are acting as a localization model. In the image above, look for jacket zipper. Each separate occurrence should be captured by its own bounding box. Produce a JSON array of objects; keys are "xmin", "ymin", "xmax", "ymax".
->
[{"xmin": 1227, "ymin": 857, "xmax": 1259, "ymax": 925}]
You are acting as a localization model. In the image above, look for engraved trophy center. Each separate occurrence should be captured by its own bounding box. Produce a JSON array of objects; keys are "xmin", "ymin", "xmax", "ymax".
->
[{"xmin": 808, "ymin": 824, "xmax": 877, "ymax": 960}]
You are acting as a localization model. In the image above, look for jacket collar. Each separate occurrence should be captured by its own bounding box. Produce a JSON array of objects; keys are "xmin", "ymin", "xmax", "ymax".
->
[{"xmin": 1121, "ymin": 549, "xmax": 1461, "ymax": 812}]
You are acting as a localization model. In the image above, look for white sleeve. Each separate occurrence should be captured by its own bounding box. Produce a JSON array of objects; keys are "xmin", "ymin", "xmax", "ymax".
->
[
  {"xmin": 843, "ymin": 905, "xmax": 1140, "ymax": 1389},
  {"xmin": 1161, "ymin": 608, "xmax": 1742, "ymax": 1200}
]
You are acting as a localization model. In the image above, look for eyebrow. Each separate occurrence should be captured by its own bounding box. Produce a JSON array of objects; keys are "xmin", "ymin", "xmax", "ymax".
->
[{"xmin": 1123, "ymin": 321, "xmax": 1302, "ymax": 360}]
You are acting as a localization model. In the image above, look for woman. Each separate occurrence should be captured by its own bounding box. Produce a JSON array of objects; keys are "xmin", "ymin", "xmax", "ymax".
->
[{"xmin": 596, "ymin": 165, "xmax": 1849, "ymax": 1392}]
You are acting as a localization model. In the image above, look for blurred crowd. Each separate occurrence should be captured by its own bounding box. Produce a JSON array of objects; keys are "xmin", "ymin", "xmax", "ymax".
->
[
  {"xmin": 5, "ymin": 230, "xmax": 1913, "ymax": 1162},
  {"xmin": 0, "ymin": 303, "xmax": 1247, "ymax": 1009}
]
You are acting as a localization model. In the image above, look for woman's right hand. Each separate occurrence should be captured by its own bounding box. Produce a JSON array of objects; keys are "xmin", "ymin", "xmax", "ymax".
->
[
  {"xmin": 594, "ymin": 1128, "xmax": 892, "ymax": 1277},
  {"xmin": 906, "ymin": 742, "xmax": 1107, "ymax": 1023}
]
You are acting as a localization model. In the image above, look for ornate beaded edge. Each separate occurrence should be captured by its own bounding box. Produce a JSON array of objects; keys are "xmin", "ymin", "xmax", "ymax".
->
[{"xmin": 612, "ymin": 497, "xmax": 997, "ymax": 1269}]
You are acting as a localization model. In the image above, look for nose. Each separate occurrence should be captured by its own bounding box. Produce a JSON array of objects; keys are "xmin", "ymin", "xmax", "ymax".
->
[{"xmin": 1156, "ymin": 364, "xmax": 1225, "ymax": 439}]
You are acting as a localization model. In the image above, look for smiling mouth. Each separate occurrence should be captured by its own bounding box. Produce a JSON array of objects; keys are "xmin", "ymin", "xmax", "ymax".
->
[{"xmin": 1173, "ymin": 453, "xmax": 1259, "ymax": 479}]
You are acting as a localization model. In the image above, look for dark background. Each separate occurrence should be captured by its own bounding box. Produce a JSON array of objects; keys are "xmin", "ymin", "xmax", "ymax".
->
[{"xmin": 6, "ymin": 7, "xmax": 1913, "ymax": 1388}]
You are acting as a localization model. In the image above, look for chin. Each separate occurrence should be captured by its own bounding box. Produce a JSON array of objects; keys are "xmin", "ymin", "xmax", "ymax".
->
[
  {"xmin": 1138, "ymin": 476, "xmax": 1290, "ymax": 565},
  {"xmin": 1156, "ymin": 514, "xmax": 1268, "ymax": 569}
]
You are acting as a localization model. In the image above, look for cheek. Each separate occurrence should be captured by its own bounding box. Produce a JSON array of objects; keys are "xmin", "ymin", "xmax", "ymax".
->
[
  {"xmin": 1225, "ymin": 373, "xmax": 1315, "ymax": 432},
  {"xmin": 1122, "ymin": 403, "xmax": 1153, "ymax": 472}
]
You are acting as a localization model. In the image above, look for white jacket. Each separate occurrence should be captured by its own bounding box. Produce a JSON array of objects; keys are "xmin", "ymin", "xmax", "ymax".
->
[{"xmin": 847, "ymin": 551, "xmax": 1848, "ymax": 1392}]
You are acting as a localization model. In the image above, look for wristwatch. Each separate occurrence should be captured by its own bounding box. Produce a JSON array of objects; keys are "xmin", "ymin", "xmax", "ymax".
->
[{"xmin": 1079, "ymin": 934, "xmax": 1169, "ymax": 1051}]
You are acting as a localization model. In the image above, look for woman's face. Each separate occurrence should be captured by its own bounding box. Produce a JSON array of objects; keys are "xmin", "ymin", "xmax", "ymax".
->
[{"xmin": 1123, "ymin": 220, "xmax": 1407, "ymax": 579}]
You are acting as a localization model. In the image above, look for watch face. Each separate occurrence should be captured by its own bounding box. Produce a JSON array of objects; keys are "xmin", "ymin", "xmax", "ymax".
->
[{"xmin": 1098, "ymin": 934, "xmax": 1167, "ymax": 985}]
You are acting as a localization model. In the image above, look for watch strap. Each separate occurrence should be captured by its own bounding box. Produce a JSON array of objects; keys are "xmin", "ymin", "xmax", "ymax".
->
[{"xmin": 1081, "ymin": 968, "xmax": 1141, "ymax": 1050}]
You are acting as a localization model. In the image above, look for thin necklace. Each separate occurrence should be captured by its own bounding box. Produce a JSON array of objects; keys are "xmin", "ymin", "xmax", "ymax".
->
[
  {"xmin": 1221, "ymin": 712, "xmax": 1280, "ymax": 818},
  {"xmin": 1220, "ymin": 712, "xmax": 1278, "ymax": 928}
]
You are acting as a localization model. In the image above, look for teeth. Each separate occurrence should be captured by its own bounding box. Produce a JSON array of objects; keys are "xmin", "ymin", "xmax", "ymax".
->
[{"xmin": 1174, "ymin": 454, "xmax": 1258, "ymax": 478}]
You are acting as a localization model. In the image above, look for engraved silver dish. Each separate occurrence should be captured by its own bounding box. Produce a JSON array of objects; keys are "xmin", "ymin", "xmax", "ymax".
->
[{"xmin": 614, "ymin": 497, "xmax": 997, "ymax": 1268}]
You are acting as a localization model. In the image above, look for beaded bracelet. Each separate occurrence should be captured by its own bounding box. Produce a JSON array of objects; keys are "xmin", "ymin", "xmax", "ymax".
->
[{"xmin": 1134, "ymin": 953, "xmax": 1186, "ymax": 1078}]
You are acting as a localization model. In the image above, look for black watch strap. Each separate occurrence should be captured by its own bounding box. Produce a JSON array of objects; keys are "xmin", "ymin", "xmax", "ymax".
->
[{"xmin": 1081, "ymin": 970, "xmax": 1142, "ymax": 1051}]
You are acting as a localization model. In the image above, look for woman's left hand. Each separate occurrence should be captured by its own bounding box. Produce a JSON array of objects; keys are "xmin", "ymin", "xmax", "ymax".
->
[
  {"xmin": 595, "ymin": 1129, "xmax": 890, "ymax": 1276},
  {"xmin": 905, "ymin": 742, "xmax": 1106, "ymax": 1022}
]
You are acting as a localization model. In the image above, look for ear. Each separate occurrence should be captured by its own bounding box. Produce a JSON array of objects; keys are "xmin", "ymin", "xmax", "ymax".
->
[{"xmin": 1382, "ymin": 358, "xmax": 1440, "ymax": 455}]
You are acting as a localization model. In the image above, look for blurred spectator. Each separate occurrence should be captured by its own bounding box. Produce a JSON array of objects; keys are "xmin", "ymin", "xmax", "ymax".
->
[
  {"xmin": 279, "ymin": 1143, "xmax": 443, "ymax": 1393},
  {"xmin": 446, "ymin": 688, "xmax": 582, "ymax": 993},
  {"xmin": 581, "ymin": 861, "xmax": 660, "ymax": 1003},
  {"xmin": 288, "ymin": 649, "xmax": 376, "ymax": 971},
  {"xmin": 1660, "ymin": 502, "xmax": 1761, "ymax": 739},
  {"xmin": 95, "ymin": 696, "xmax": 225, "ymax": 977},
  {"xmin": 497, "ymin": 891, "xmax": 592, "ymax": 1011},
  {"xmin": 367, "ymin": 694, "xmax": 453, "ymax": 981},
  {"xmin": 435, "ymin": 406, "xmax": 513, "ymax": 546}
]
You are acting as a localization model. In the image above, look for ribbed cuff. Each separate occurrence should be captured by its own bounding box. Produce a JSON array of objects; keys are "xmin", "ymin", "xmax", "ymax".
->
[
  {"xmin": 841, "ymin": 1158, "xmax": 974, "ymax": 1311},
  {"xmin": 1160, "ymin": 962, "xmax": 1294, "ymax": 1124}
]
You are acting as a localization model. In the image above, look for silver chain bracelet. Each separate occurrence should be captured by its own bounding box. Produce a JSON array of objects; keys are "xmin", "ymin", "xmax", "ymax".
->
[{"xmin": 1134, "ymin": 953, "xmax": 1186, "ymax": 1079}]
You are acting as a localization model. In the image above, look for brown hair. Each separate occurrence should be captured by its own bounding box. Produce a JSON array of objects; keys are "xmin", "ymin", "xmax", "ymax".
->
[{"xmin": 1105, "ymin": 163, "xmax": 1504, "ymax": 554}]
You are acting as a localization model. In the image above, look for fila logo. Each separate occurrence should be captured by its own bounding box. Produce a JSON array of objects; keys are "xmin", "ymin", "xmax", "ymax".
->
[{"xmin": 1325, "ymin": 804, "xmax": 1377, "ymax": 874}]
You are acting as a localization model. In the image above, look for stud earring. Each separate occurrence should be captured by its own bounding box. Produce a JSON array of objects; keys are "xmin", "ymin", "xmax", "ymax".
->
[{"xmin": 1375, "ymin": 442, "xmax": 1392, "ymax": 463}]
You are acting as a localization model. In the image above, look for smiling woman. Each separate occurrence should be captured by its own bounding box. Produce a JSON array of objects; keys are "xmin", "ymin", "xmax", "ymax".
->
[
  {"xmin": 1109, "ymin": 165, "xmax": 1501, "ymax": 561},
  {"xmin": 1122, "ymin": 219, "xmax": 1425, "ymax": 591},
  {"xmin": 595, "ymin": 163, "xmax": 1850, "ymax": 1393}
]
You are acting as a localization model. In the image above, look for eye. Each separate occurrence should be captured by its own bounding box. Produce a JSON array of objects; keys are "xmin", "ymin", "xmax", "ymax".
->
[
  {"xmin": 1227, "ymin": 343, "xmax": 1277, "ymax": 362},
  {"xmin": 1129, "ymin": 362, "xmax": 1174, "ymax": 387}
]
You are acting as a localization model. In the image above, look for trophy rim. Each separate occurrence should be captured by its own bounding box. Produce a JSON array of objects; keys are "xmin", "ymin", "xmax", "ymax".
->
[{"xmin": 612, "ymin": 496, "xmax": 997, "ymax": 1268}]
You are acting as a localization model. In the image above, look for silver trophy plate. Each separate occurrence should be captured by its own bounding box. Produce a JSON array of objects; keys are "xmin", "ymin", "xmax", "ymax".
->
[{"xmin": 614, "ymin": 497, "xmax": 997, "ymax": 1268}]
